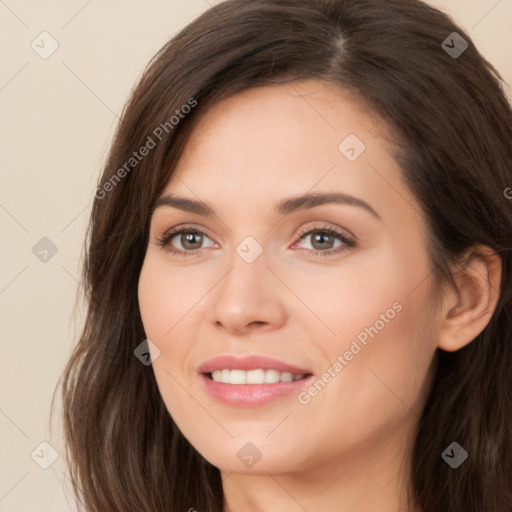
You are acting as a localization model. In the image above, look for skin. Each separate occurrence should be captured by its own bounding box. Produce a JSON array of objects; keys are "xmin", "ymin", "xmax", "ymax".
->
[{"xmin": 137, "ymin": 79, "xmax": 502, "ymax": 512}]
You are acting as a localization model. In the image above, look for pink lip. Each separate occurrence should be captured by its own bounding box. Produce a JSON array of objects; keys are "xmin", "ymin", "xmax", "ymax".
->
[
  {"xmin": 198, "ymin": 355, "xmax": 312, "ymax": 375},
  {"xmin": 200, "ymin": 375, "xmax": 314, "ymax": 406},
  {"xmin": 198, "ymin": 355, "xmax": 314, "ymax": 407}
]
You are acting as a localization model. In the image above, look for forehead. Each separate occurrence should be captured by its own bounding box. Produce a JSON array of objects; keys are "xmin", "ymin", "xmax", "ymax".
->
[
  {"xmin": 178, "ymin": 80, "xmax": 379, "ymax": 167},
  {"xmin": 161, "ymin": 80, "xmax": 417, "ymax": 223}
]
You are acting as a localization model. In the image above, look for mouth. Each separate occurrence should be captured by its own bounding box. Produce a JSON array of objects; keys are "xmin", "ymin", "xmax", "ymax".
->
[
  {"xmin": 204, "ymin": 369, "xmax": 313, "ymax": 385},
  {"xmin": 197, "ymin": 355, "xmax": 314, "ymax": 405}
]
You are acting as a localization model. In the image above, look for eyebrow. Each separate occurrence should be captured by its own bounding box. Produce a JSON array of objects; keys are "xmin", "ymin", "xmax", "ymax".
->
[{"xmin": 153, "ymin": 192, "xmax": 381, "ymax": 220}]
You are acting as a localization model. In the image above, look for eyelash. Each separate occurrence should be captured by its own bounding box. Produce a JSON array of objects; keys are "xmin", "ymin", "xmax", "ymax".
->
[{"xmin": 154, "ymin": 224, "xmax": 356, "ymax": 258}]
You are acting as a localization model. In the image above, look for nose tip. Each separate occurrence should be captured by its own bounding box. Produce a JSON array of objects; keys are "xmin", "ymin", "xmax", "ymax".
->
[
  {"xmin": 214, "ymin": 309, "xmax": 277, "ymax": 335},
  {"xmin": 209, "ymin": 260, "xmax": 287, "ymax": 335}
]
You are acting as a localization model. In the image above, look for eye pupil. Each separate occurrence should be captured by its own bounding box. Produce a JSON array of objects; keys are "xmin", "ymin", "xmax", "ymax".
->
[
  {"xmin": 182, "ymin": 232, "xmax": 202, "ymax": 249},
  {"xmin": 312, "ymin": 232, "xmax": 334, "ymax": 250}
]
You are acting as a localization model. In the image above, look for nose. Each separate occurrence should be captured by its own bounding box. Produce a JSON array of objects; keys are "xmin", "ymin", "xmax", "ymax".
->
[{"xmin": 209, "ymin": 250, "xmax": 287, "ymax": 335}]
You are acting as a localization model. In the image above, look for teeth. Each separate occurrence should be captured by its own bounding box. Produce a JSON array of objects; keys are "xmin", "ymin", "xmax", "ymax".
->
[{"xmin": 210, "ymin": 369, "xmax": 306, "ymax": 384}]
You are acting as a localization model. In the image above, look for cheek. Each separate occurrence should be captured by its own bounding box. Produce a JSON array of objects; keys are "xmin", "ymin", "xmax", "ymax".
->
[
  {"xmin": 137, "ymin": 255, "xmax": 204, "ymax": 339},
  {"xmin": 137, "ymin": 255, "xmax": 210, "ymax": 393},
  {"xmin": 304, "ymin": 245, "xmax": 437, "ymax": 423},
  {"xmin": 137, "ymin": 257, "xmax": 202, "ymax": 422},
  {"xmin": 313, "ymin": 273, "xmax": 437, "ymax": 435}
]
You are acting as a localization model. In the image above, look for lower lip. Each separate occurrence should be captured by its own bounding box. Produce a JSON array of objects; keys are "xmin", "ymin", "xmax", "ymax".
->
[{"xmin": 200, "ymin": 373, "xmax": 314, "ymax": 406}]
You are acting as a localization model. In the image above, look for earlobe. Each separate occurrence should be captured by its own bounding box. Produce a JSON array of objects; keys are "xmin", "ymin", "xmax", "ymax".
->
[{"xmin": 437, "ymin": 245, "xmax": 502, "ymax": 352}]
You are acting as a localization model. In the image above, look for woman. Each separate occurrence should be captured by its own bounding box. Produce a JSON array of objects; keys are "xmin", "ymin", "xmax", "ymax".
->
[{"xmin": 57, "ymin": 0, "xmax": 512, "ymax": 510}]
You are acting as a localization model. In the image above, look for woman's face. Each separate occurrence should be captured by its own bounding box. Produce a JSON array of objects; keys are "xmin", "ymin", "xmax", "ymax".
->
[{"xmin": 138, "ymin": 79, "xmax": 441, "ymax": 476}]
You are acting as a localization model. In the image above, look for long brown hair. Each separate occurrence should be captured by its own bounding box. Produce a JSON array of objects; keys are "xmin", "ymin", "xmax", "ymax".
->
[{"xmin": 54, "ymin": 0, "xmax": 512, "ymax": 510}]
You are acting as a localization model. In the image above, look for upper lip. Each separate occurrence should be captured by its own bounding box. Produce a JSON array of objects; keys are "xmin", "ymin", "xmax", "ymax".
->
[{"xmin": 198, "ymin": 355, "xmax": 313, "ymax": 375}]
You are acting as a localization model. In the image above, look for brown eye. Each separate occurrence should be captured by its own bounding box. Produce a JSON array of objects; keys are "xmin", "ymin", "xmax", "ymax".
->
[
  {"xmin": 308, "ymin": 231, "xmax": 337, "ymax": 250},
  {"xmin": 293, "ymin": 226, "xmax": 357, "ymax": 257},
  {"xmin": 156, "ymin": 227, "xmax": 216, "ymax": 255},
  {"xmin": 179, "ymin": 231, "xmax": 204, "ymax": 250}
]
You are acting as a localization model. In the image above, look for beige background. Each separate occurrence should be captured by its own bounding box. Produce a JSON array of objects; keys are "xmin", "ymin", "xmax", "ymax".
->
[{"xmin": 1, "ymin": 1, "xmax": 510, "ymax": 510}]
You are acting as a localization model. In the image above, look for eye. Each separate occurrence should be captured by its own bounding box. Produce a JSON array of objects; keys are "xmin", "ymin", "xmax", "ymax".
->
[
  {"xmin": 154, "ymin": 224, "xmax": 356, "ymax": 258},
  {"xmin": 154, "ymin": 226, "xmax": 216, "ymax": 255},
  {"xmin": 292, "ymin": 225, "xmax": 356, "ymax": 257}
]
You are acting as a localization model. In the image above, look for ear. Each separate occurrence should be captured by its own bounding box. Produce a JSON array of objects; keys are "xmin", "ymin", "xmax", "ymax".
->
[{"xmin": 437, "ymin": 244, "xmax": 502, "ymax": 352}]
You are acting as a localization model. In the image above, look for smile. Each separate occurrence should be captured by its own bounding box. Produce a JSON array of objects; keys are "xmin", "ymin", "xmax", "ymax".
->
[{"xmin": 208, "ymin": 369, "xmax": 308, "ymax": 384}]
